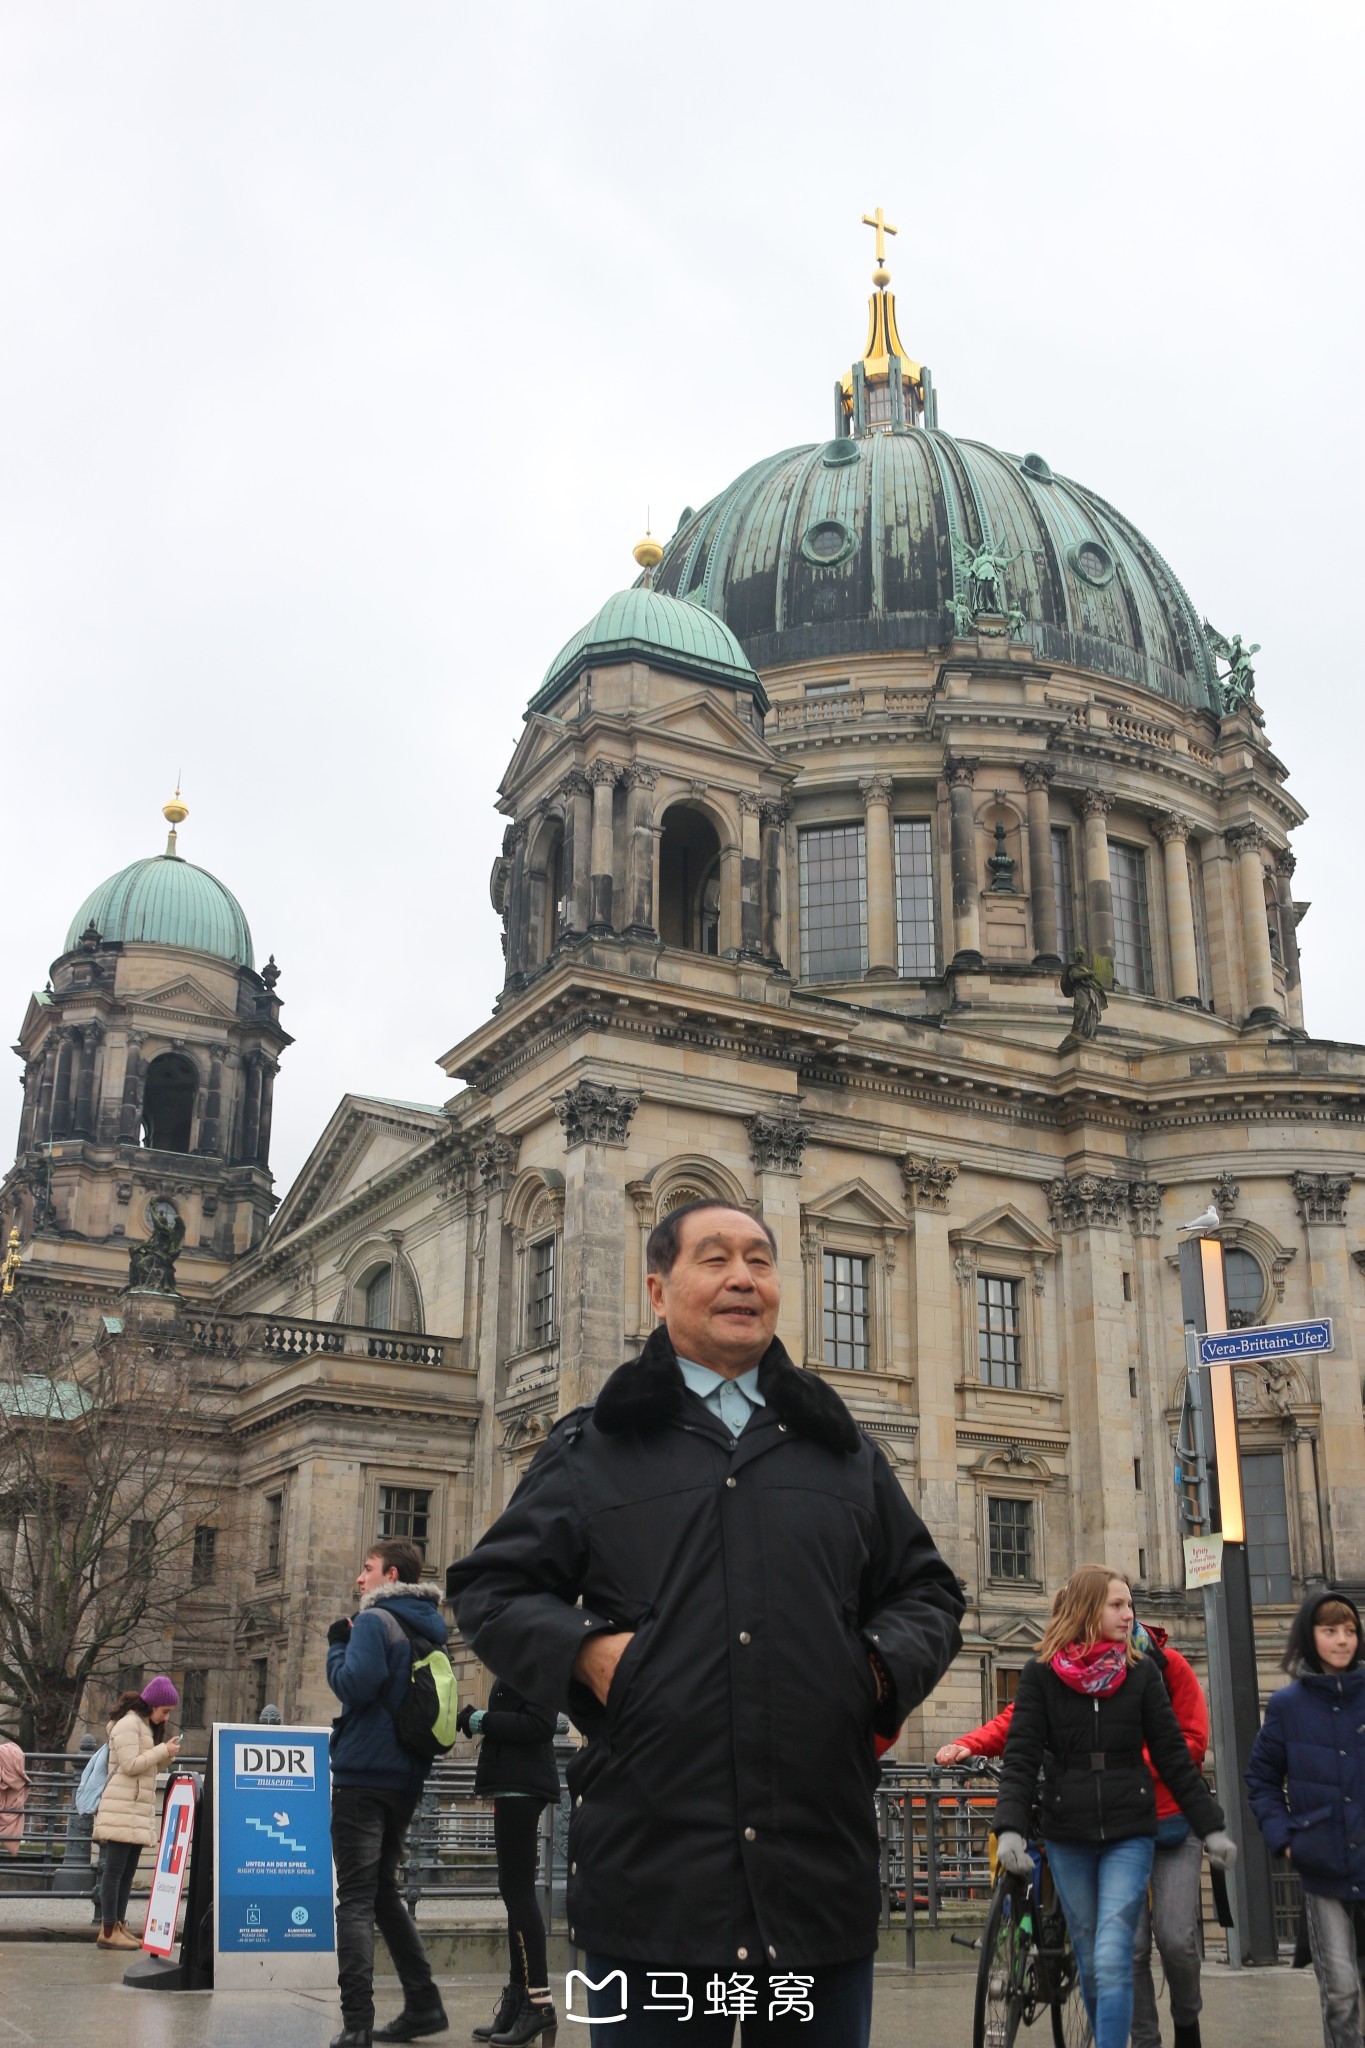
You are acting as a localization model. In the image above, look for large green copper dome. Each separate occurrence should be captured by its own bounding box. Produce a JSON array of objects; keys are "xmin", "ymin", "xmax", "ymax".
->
[
  {"xmin": 66, "ymin": 852, "xmax": 255, "ymax": 968},
  {"xmin": 531, "ymin": 586, "xmax": 764, "ymax": 712},
  {"xmin": 651, "ymin": 430, "xmax": 1221, "ymax": 714}
]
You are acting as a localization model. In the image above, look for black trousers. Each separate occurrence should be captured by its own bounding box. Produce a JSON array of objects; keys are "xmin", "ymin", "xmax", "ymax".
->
[
  {"xmin": 331, "ymin": 1784, "xmax": 436, "ymax": 2029},
  {"xmin": 495, "ymin": 1797, "xmax": 548, "ymax": 1988},
  {"xmin": 98, "ymin": 1840, "xmax": 141, "ymax": 1929}
]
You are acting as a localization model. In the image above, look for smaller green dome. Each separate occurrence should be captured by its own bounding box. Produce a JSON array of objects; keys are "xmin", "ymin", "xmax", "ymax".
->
[
  {"xmin": 531, "ymin": 587, "xmax": 766, "ymax": 713},
  {"xmin": 66, "ymin": 854, "xmax": 254, "ymax": 969}
]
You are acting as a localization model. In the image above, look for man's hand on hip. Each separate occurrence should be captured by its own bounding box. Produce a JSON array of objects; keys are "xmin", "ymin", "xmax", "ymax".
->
[{"xmin": 573, "ymin": 1631, "xmax": 634, "ymax": 1705}]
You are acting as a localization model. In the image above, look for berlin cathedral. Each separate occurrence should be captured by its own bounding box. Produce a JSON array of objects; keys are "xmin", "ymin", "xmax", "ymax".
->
[{"xmin": 4, "ymin": 223, "xmax": 1362, "ymax": 1749}]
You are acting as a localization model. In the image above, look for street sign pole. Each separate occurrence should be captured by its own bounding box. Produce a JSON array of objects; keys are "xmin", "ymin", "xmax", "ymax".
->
[{"xmin": 1178, "ymin": 1242, "xmax": 1279, "ymax": 1967}]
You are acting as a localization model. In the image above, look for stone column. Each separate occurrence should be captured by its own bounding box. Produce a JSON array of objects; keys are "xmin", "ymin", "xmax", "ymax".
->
[
  {"xmin": 623, "ymin": 763, "xmax": 660, "ymax": 938},
  {"xmin": 240, "ymin": 1054, "xmax": 264, "ymax": 1166},
  {"xmin": 736, "ymin": 792, "xmax": 765, "ymax": 958},
  {"xmin": 523, "ymin": 809, "xmax": 549, "ymax": 975},
  {"xmin": 587, "ymin": 760, "xmax": 619, "ymax": 934},
  {"xmin": 72, "ymin": 1025, "xmax": 100, "ymax": 1140},
  {"xmin": 49, "ymin": 1029, "xmax": 75, "ymax": 1140},
  {"xmin": 1228, "ymin": 824, "xmax": 1279, "ymax": 1022},
  {"xmin": 472, "ymin": 1130, "xmax": 519, "ymax": 1524},
  {"xmin": 902, "ymin": 1156, "xmax": 961, "ymax": 1549},
  {"xmin": 1155, "ymin": 813, "xmax": 1201, "ymax": 1004},
  {"xmin": 1295, "ymin": 1428, "xmax": 1324, "ymax": 1581},
  {"xmin": 1274, "ymin": 847, "xmax": 1304, "ymax": 1029},
  {"xmin": 560, "ymin": 771, "xmax": 592, "ymax": 938},
  {"xmin": 860, "ymin": 774, "xmax": 897, "ymax": 977},
  {"xmin": 1079, "ymin": 790, "xmax": 1116, "ymax": 985},
  {"xmin": 17, "ymin": 1060, "xmax": 38, "ymax": 1154},
  {"xmin": 1046, "ymin": 1174, "xmax": 1141, "ymax": 1569},
  {"xmin": 503, "ymin": 822, "xmax": 530, "ymax": 982},
  {"xmin": 760, "ymin": 801, "xmax": 789, "ymax": 966},
  {"xmin": 746, "ymin": 1111, "xmax": 810, "ymax": 1343},
  {"xmin": 554, "ymin": 1083, "xmax": 638, "ymax": 1412},
  {"xmin": 1023, "ymin": 762, "xmax": 1060, "ymax": 966},
  {"xmin": 256, "ymin": 1058, "xmax": 279, "ymax": 1169},
  {"xmin": 945, "ymin": 758, "xmax": 983, "ymax": 968},
  {"xmin": 32, "ymin": 1038, "xmax": 58, "ymax": 1146},
  {"xmin": 198, "ymin": 1045, "xmax": 227, "ymax": 1157},
  {"xmin": 1293, "ymin": 1173, "xmax": 1364, "ymax": 1578},
  {"xmin": 118, "ymin": 1032, "xmax": 145, "ymax": 1144}
]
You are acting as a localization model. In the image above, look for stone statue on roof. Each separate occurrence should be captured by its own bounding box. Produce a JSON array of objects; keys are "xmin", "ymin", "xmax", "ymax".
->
[
  {"xmin": 1204, "ymin": 621, "xmax": 1265, "ymax": 726},
  {"xmin": 953, "ymin": 536, "xmax": 1024, "ymax": 620},
  {"xmin": 1059, "ymin": 947, "xmax": 1108, "ymax": 1048}
]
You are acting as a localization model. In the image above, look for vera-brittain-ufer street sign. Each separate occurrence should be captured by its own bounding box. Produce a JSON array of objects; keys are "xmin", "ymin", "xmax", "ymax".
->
[{"xmin": 1198, "ymin": 1318, "xmax": 1334, "ymax": 1366}]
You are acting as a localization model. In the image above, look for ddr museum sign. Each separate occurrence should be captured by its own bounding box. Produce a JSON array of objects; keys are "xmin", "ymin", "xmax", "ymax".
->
[
  {"xmin": 212, "ymin": 1723, "xmax": 335, "ymax": 1990},
  {"xmin": 1198, "ymin": 1317, "xmax": 1334, "ymax": 1367}
]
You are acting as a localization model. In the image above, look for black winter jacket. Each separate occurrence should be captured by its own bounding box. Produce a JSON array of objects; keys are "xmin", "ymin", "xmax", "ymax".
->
[
  {"xmin": 447, "ymin": 1326, "xmax": 964, "ymax": 1969},
  {"xmin": 1246, "ymin": 1664, "xmax": 1365, "ymax": 1900},
  {"xmin": 473, "ymin": 1678, "xmax": 561, "ymax": 1803},
  {"xmin": 994, "ymin": 1655, "xmax": 1225, "ymax": 1846}
]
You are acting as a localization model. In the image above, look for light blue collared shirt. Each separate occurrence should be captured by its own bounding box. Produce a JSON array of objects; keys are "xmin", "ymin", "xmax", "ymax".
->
[{"xmin": 677, "ymin": 1355, "xmax": 766, "ymax": 1437}]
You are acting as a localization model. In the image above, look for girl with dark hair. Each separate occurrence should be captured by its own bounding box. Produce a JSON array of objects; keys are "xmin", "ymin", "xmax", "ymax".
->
[
  {"xmin": 92, "ymin": 1676, "xmax": 180, "ymax": 1949},
  {"xmin": 1246, "ymin": 1589, "xmax": 1365, "ymax": 2048},
  {"xmin": 994, "ymin": 1566, "xmax": 1236, "ymax": 2048}
]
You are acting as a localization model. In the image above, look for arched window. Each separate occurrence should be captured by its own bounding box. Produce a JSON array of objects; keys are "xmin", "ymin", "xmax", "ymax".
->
[
  {"xmin": 141, "ymin": 1053, "xmax": 197, "ymax": 1152},
  {"xmin": 658, "ymin": 806, "xmax": 722, "ymax": 954},
  {"xmin": 1224, "ymin": 1247, "xmax": 1265, "ymax": 1327},
  {"xmin": 364, "ymin": 1267, "xmax": 392, "ymax": 1330}
]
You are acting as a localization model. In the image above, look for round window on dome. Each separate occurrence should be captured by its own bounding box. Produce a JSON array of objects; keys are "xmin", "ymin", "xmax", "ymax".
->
[
  {"xmin": 822, "ymin": 438, "xmax": 861, "ymax": 468},
  {"xmin": 801, "ymin": 519, "xmax": 856, "ymax": 567},
  {"xmin": 1068, "ymin": 540, "xmax": 1116, "ymax": 588}
]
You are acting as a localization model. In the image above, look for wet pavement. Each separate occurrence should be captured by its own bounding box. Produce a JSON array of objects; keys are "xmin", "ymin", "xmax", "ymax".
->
[{"xmin": 0, "ymin": 1943, "xmax": 1323, "ymax": 2046}]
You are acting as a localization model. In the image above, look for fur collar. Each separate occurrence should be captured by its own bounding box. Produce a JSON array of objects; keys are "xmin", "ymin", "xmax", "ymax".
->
[
  {"xmin": 358, "ymin": 1580, "xmax": 445, "ymax": 1613},
  {"xmin": 592, "ymin": 1324, "xmax": 861, "ymax": 1455}
]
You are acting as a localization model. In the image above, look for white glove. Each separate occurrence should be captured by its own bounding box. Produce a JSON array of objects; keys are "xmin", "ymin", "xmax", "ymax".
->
[
  {"xmin": 1204, "ymin": 1829, "xmax": 1238, "ymax": 1871},
  {"xmin": 996, "ymin": 1830, "xmax": 1032, "ymax": 1877}
]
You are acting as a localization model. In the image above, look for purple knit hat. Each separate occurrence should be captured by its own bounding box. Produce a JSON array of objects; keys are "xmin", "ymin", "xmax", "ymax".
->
[{"xmin": 140, "ymin": 1676, "xmax": 179, "ymax": 1709}]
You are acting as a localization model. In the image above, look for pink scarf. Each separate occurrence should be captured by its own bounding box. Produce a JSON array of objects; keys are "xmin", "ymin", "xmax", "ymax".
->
[{"xmin": 1051, "ymin": 1640, "xmax": 1130, "ymax": 1696}]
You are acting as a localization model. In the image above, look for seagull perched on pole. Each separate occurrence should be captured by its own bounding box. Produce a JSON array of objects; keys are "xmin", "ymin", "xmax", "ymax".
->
[{"xmin": 1180, "ymin": 1205, "xmax": 1221, "ymax": 1235}]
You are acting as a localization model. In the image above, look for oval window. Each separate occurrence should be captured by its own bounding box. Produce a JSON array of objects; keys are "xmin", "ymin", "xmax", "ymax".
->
[
  {"xmin": 1068, "ymin": 539, "xmax": 1115, "ymax": 587},
  {"xmin": 801, "ymin": 519, "xmax": 856, "ymax": 566}
]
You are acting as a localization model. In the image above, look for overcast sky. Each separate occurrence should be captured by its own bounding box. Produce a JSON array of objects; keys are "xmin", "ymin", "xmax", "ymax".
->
[{"xmin": 3, "ymin": 1, "xmax": 1361, "ymax": 1200}]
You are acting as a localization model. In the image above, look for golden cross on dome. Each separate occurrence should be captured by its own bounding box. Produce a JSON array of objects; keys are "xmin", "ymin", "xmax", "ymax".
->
[{"xmin": 861, "ymin": 206, "xmax": 898, "ymax": 266}]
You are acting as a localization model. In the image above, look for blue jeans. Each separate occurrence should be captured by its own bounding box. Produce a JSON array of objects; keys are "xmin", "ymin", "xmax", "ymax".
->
[
  {"xmin": 1044, "ymin": 1835, "xmax": 1156, "ymax": 2048},
  {"xmin": 577, "ymin": 1952, "xmax": 874, "ymax": 2046}
]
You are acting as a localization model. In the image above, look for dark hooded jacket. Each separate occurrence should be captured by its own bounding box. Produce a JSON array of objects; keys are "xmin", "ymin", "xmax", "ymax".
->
[
  {"xmin": 1245, "ymin": 1589, "xmax": 1365, "ymax": 1900},
  {"xmin": 327, "ymin": 1578, "xmax": 449, "ymax": 1792},
  {"xmin": 472, "ymin": 1678, "xmax": 561, "ymax": 1803},
  {"xmin": 446, "ymin": 1325, "xmax": 964, "ymax": 1969}
]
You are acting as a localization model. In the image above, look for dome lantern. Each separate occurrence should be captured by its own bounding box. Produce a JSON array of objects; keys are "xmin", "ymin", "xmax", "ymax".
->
[{"xmin": 836, "ymin": 206, "xmax": 939, "ymax": 439}]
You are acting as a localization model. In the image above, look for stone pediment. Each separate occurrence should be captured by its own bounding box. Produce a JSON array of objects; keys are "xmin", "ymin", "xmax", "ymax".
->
[
  {"xmin": 134, "ymin": 973, "xmax": 238, "ymax": 1022},
  {"xmin": 950, "ymin": 1203, "xmax": 1057, "ymax": 1259},
  {"xmin": 985, "ymin": 1614, "xmax": 1047, "ymax": 1649},
  {"xmin": 497, "ymin": 716, "xmax": 568, "ymax": 799},
  {"xmin": 270, "ymin": 1094, "xmax": 447, "ymax": 1237},
  {"xmin": 802, "ymin": 1176, "xmax": 906, "ymax": 1232},
  {"xmin": 635, "ymin": 689, "xmax": 777, "ymax": 765}
]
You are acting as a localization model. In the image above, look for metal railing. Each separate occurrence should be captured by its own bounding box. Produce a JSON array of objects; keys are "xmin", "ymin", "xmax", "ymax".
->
[{"xmin": 1, "ymin": 1751, "xmax": 1303, "ymax": 1960}]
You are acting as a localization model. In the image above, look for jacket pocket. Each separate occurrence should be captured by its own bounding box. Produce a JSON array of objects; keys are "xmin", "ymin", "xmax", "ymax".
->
[{"xmin": 604, "ymin": 1612, "xmax": 653, "ymax": 1737}]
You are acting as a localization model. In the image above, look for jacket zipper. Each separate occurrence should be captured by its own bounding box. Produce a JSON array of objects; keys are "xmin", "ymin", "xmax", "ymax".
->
[{"xmin": 1094, "ymin": 1699, "xmax": 1105, "ymax": 1842}]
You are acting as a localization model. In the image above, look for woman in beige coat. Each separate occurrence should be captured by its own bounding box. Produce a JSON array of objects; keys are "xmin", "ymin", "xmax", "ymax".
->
[
  {"xmin": 0, "ymin": 1737, "xmax": 30, "ymax": 1855},
  {"xmin": 92, "ymin": 1676, "xmax": 181, "ymax": 1949}
]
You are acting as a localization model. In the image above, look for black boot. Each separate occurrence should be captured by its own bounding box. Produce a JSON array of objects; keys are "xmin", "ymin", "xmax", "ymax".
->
[
  {"xmin": 1173, "ymin": 2026, "xmax": 1202, "ymax": 2048},
  {"xmin": 330, "ymin": 2029, "xmax": 373, "ymax": 2048},
  {"xmin": 373, "ymin": 1995, "xmax": 449, "ymax": 2042},
  {"xmin": 472, "ymin": 1984, "xmax": 519, "ymax": 2043},
  {"xmin": 488, "ymin": 1988, "xmax": 557, "ymax": 2046}
]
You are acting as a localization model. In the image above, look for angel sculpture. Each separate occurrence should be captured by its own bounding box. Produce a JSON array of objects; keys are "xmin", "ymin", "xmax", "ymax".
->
[
  {"xmin": 127, "ymin": 1202, "xmax": 185, "ymax": 1295},
  {"xmin": 1203, "ymin": 620, "xmax": 1265, "ymax": 725},
  {"xmin": 1059, "ymin": 947, "xmax": 1108, "ymax": 1047},
  {"xmin": 953, "ymin": 535, "xmax": 1023, "ymax": 619}
]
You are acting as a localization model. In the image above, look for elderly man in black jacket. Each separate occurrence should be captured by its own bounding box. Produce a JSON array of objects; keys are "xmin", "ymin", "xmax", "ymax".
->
[{"xmin": 448, "ymin": 1199, "xmax": 964, "ymax": 2045}]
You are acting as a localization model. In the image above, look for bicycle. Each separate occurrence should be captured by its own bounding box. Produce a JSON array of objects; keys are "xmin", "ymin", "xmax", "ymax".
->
[{"xmin": 945, "ymin": 1764, "xmax": 1091, "ymax": 2048}]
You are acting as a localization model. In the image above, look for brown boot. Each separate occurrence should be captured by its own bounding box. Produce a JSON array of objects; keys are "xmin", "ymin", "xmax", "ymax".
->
[{"xmin": 96, "ymin": 1925, "xmax": 140, "ymax": 1950}]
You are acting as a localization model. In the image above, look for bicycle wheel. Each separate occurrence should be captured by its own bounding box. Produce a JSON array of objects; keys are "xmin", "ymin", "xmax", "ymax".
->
[
  {"xmin": 973, "ymin": 1870, "xmax": 1032, "ymax": 2048},
  {"xmin": 1047, "ymin": 1911, "xmax": 1092, "ymax": 2048}
]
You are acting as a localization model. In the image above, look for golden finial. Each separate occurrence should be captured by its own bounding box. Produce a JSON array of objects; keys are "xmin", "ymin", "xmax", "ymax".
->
[
  {"xmin": 162, "ymin": 781, "xmax": 188, "ymax": 856},
  {"xmin": 861, "ymin": 205, "xmax": 898, "ymax": 286},
  {"xmin": 633, "ymin": 528, "xmax": 664, "ymax": 585},
  {"xmin": 1, "ymin": 1228, "xmax": 21, "ymax": 1296}
]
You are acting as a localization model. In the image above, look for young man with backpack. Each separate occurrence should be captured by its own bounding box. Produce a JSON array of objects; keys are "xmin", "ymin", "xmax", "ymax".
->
[{"xmin": 327, "ymin": 1537, "xmax": 455, "ymax": 2048}]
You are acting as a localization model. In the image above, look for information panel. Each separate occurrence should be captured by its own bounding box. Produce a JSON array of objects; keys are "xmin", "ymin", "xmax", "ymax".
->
[
  {"xmin": 213, "ymin": 1723, "xmax": 335, "ymax": 1990},
  {"xmin": 143, "ymin": 1773, "xmax": 198, "ymax": 1958}
]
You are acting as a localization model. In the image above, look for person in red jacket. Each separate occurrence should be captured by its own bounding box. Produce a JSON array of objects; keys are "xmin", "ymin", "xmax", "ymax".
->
[{"xmin": 937, "ymin": 1620, "xmax": 1209, "ymax": 2048}]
